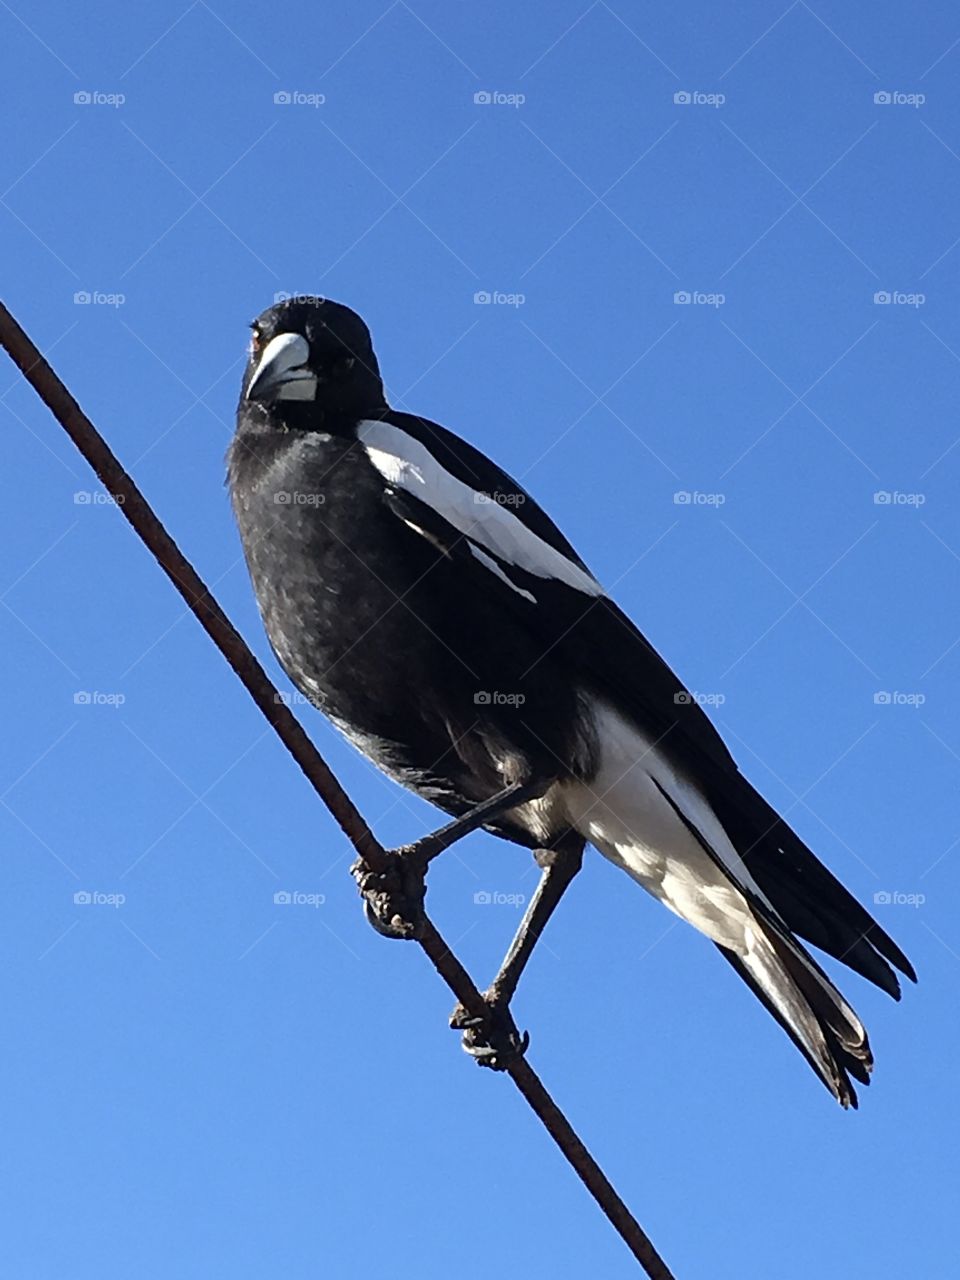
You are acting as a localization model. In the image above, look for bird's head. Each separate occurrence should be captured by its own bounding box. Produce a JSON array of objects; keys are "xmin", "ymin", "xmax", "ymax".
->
[{"xmin": 241, "ymin": 295, "xmax": 386, "ymax": 419}]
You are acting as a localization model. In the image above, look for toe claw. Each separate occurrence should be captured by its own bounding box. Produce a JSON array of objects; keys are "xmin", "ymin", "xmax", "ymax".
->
[
  {"xmin": 351, "ymin": 852, "xmax": 426, "ymax": 940},
  {"xmin": 449, "ymin": 1003, "xmax": 486, "ymax": 1031},
  {"xmin": 362, "ymin": 899, "xmax": 419, "ymax": 940},
  {"xmin": 450, "ymin": 994, "xmax": 530, "ymax": 1070}
]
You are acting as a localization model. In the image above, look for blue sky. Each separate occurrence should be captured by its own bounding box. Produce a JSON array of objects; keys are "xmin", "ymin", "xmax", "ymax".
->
[{"xmin": 1, "ymin": 3, "xmax": 956, "ymax": 1276}]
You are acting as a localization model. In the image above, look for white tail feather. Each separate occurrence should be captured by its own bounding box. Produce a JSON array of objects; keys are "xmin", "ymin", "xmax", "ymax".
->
[{"xmin": 558, "ymin": 699, "xmax": 872, "ymax": 1103}]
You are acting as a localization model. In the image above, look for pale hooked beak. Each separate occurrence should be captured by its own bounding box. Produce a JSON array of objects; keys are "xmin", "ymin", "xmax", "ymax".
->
[{"xmin": 245, "ymin": 332, "xmax": 316, "ymax": 402}]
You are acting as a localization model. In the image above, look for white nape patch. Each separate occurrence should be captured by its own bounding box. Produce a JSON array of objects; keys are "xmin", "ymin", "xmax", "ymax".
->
[
  {"xmin": 469, "ymin": 545, "xmax": 537, "ymax": 603},
  {"xmin": 560, "ymin": 700, "xmax": 772, "ymax": 951},
  {"xmin": 356, "ymin": 419, "xmax": 604, "ymax": 597}
]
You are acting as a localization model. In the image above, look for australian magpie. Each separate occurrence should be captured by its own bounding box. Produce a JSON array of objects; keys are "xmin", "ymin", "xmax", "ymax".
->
[{"xmin": 228, "ymin": 295, "xmax": 915, "ymax": 1107}]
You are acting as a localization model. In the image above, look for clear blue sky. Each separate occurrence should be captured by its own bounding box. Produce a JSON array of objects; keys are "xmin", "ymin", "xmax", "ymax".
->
[{"xmin": 1, "ymin": 3, "xmax": 955, "ymax": 1276}]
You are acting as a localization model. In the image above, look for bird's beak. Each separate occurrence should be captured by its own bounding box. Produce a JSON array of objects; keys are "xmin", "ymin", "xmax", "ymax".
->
[{"xmin": 245, "ymin": 332, "xmax": 316, "ymax": 403}]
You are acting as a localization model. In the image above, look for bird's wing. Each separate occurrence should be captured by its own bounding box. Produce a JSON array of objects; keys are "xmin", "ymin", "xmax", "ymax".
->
[
  {"xmin": 357, "ymin": 412, "xmax": 915, "ymax": 994},
  {"xmin": 357, "ymin": 411, "xmax": 738, "ymax": 774}
]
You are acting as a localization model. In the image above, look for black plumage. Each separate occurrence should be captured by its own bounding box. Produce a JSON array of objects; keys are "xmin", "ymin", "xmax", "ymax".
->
[{"xmin": 228, "ymin": 295, "xmax": 914, "ymax": 1106}]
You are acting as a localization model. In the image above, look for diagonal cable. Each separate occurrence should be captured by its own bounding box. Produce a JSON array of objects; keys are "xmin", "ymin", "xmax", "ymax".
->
[{"xmin": 0, "ymin": 298, "xmax": 676, "ymax": 1280}]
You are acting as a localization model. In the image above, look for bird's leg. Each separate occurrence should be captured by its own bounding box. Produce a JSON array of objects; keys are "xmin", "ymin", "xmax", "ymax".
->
[
  {"xmin": 450, "ymin": 837, "xmax": 584, "ymax": 1068},
  {"xmin": 351, "ymin": 777, "xmax": 549, "ymax": 941}
]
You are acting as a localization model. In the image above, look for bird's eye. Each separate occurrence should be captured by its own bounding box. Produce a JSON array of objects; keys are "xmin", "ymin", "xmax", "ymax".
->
[{"xmin": 249, "ymin": 328, "xmax": 262, "ymax": 356}]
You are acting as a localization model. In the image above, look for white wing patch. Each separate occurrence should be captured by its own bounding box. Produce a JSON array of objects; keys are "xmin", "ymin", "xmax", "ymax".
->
[
  {"xmin": 357, "ymin": 419, "xmax": 604, "ymax": 598},
  {"xmin": 469, "ymin": 545, "xmax": 537, "ymax": 603}
]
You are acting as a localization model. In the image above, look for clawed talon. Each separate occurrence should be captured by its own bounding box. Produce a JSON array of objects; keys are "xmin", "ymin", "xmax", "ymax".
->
[
  {"xmin": 450, "ymin": 993, "xmax": 530, "ymax": 1070},
  {"xmin": 351, "ymin": 849, "xmax": 427, "ymax": 940}
]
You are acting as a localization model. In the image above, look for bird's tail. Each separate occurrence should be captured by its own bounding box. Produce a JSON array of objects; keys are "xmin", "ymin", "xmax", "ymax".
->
[
  {"xmin": 563, "ymin": 701, "xmax": 878, "ymax": 1104},
  {"xmin": 720, "ymin": 920, "xmax": 872, "ymax": 1108}
]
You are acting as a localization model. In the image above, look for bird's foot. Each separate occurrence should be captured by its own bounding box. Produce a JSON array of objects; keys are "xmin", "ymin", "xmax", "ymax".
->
[
  {"xmin": 351, "ymin": 847, "xmax": 427, "ymax": 940},
  {"xmin": 449, "ymin": 992, "xmax": 530, "ymax": 1070}
]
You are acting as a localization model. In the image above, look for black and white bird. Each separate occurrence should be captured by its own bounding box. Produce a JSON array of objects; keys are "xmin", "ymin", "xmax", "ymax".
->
[{"xmin": 228, "ymin": 295, "xmax": 914, "ymax": 1107}]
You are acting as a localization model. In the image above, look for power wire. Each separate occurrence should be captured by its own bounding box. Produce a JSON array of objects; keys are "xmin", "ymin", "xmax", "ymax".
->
[{"xmin": 1, "ymin": 300, "xmax": 677, "ymax": 1280}]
